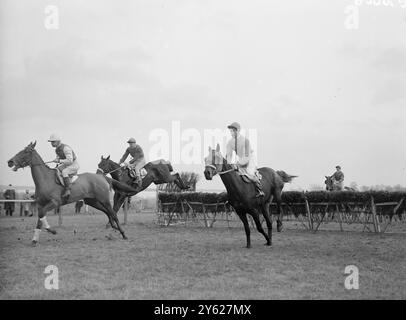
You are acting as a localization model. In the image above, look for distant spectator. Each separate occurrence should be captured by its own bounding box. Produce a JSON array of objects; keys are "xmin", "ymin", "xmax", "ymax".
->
[
  {"xmin": 75, "ymin": 200, "xmax": 84, "ymax": 214},
  {"xmin": 127, "ymin": 196, "xmax": 132, "ymax": 208},
  {"xmin": 4, "ymin": 184, "xmax": 16, "ymax": 216},
  {"xmin": 29, "ymin": 194, "xmax": 36, "ymax": 217},
  {"xmin": 22, "ymin": 190, "xmax": 32, "ymax": 217}
]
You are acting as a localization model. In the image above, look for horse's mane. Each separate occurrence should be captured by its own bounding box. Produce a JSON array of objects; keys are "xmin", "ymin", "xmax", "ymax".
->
[{"xmin": 31, "ymin": 148, "xmax": 52, "ymax": 169}]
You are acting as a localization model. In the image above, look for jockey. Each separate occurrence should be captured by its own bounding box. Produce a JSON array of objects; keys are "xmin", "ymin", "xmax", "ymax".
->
[
  {"xmin": 225, "ymin": 122, "xmax": 264, "ymax": 198},
  {"xmin": 119, "ymin": 137, "xmax": 146, "ymax": 187},
  {"xmin": 331, "ymin": 165, "xmax": 344, "ymax": 191},
  {"xmin": 48, "ymin": 134, "xmax": 80, "ymax": 200}
]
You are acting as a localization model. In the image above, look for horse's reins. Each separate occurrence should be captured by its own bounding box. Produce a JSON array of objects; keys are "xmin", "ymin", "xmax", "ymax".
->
[
  {"xmin": 97, "ymin": 166, "xmax": 123, "ymax": 176},
  {"xmin": 206, "ymin": 151, "xmax": 236, "ymax": 175}
]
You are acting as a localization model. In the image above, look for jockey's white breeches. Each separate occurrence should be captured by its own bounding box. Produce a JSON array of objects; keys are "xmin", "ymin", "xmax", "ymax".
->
[
  {"xmin": 130, "ymin": 157, "xmax": 146, "ymax": 170},
  {"xmin": 129, "ymin": 158, "xmax": 146, "ymax": 177},
  {"xmin": 58, "ymin": 160, "xmax": 80, "ymax": 177},
  {"xmin": 236, "ymin": 153, "xmax": 258, "ymax": 179}
]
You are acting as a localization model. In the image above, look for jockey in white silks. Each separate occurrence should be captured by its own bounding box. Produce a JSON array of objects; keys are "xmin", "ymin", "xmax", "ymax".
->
[
  {"xmin": 48, "ymin": 134, "xmax": 80, "ymax": 200},
  {"xmin": 225, "ymin": 122, "xmax": 265, "ymax": 198}
]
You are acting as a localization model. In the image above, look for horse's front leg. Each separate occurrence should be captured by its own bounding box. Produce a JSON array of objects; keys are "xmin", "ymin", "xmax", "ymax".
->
[
  {"xmin": 32, "ymin": 201, "xmax": 58, "ymax": 246},
  {"xmin": 105, "ymin": 192, "xmax": 127, "ymax": 229},
  {"xmin": 171, "ymin": 173, "xmax": 189, "ymax": 190}
]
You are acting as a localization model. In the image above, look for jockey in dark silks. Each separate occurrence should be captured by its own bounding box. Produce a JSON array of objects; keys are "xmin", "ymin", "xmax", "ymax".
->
[
  {"xmin": 119, "ymin": 137, "xmax": 146, "ymax": 187},
  {"xmin": 330, "ymin": 165, "xmax": 344, "ymax": 191}
]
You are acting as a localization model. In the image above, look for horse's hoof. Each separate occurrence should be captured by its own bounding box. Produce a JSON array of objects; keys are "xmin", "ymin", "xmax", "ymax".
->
[
  {"xmin": 264, "ymin": 242, "xmax": 272, "ymax": 246},
  {"xmin": 122, "ymin": 235, "xmax": 128, "ymax": 240},
  {"xmin": 31, "ymin": 240, "xmax": 38, "ymax": 246},
  {"xmin": 277, "ymin": 225, "xmax": 283, "ymax": 232},
  {"xmin": 246, "ymin": 245, "xmax": 251, "ymax": 249},
  {"xmin": 46, "ymin": 228, "xmax": 57, "ymax": 235}
]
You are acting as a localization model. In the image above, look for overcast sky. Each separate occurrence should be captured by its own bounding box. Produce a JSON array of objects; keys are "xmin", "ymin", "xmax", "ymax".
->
[{"xmin": 1, "ymin": 0, "xmax": 405, "ymax": 191}]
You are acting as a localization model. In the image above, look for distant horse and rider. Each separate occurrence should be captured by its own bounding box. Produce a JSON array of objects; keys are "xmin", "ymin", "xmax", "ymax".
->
[{"xmin": 325, "ymin": 165, "xmax": 355, "ymax": 191}]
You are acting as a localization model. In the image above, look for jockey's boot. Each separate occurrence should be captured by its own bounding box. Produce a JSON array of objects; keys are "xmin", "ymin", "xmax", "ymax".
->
[
  {"xmin": 254, "ymin": 180, "xmax": 265, "ymax": 198},
  {"xmin": 62, "ymin": 177, "xmax": 71, "ymax": 200}
]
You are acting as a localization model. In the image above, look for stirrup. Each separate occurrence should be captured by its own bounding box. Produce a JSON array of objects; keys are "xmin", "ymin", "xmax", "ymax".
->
[{"xmin": 255, "ymin": 190, "xmax": 265, "ymax": 198}]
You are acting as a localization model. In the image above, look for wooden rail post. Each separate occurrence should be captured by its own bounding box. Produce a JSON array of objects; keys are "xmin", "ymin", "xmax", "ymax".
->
[
  {"xmin": 336, "ymin": 204, "xmax": 343, "ymax": 232},
  {"xmin": 394, "ymin": 197, "xmax": 404, "ymax": 216},
  {"xmin": 305, "ymin": 198, "xmax": 313, "ymax": 231},
  {"xmin": 156, "ymin": 188, "xmax": 159, "ymax": 213},
  {"xmin": 370, "ymin": 196, "xmax": 380, "ymax": 233},
  {"xmin": 202, "ymin": 203, "xmax": 208, "ymax": 228}
]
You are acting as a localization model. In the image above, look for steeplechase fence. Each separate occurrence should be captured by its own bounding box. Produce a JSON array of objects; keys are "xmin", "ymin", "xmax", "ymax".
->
[{"xmin": 156, "ymin": 191, "xmax": 406, "ymax": 233}]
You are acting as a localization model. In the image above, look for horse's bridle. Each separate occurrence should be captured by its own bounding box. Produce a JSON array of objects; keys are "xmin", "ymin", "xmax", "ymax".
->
[
  {"xmin": 14, "ymin": 149, "xmax": 44, "ymax": 168},
  {"xmin": 205, "ymin": 150, "xmax": 236, "ymax": 176}
]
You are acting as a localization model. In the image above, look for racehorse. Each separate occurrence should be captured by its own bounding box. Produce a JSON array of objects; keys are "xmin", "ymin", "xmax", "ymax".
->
[
  {"xmin": 324, "ymin": 176, "xmax": 355, "ymax": 191},
  {"xmin": 204, "ymin": 144, "xmax": 297, "ymax": 248},
  {"xmin": 97, "ymin": 156, "xmax": 189, "ymax": 213},
  {"xmin": 325, "ymin": 176, "xmax": 339, "ymax": 191},
  {"xmin": 7, "ymin": 142, "xmax": 139, "ymax": 245}
]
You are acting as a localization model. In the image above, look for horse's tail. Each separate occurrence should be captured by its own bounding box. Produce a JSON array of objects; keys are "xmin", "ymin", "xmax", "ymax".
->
[
  {"xmin": 276, "ymin": 170, "xmax": 298, "ymax": 183},
  {"xmin": 103, "ymin": 176, "xmax": 138, "ymax": 195}
]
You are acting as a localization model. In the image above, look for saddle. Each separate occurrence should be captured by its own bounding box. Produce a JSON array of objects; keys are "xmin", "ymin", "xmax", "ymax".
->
[
  {"xmin": 237, "ymin": 167, "xmax": 262, "ymax": 184},
  {"xmin": 127, "ymin": 167, "xmax": 148, "ymax": 179},
  {"xmin": 54, "ymin": 169, "xmax": 79, "ymax": 186}
]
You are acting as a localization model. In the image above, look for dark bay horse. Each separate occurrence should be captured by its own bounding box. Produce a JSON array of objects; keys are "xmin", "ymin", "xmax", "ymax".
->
[
  {"xmin": 325, "ymin": 176, "xmax": 340, "ymax": 191},
  {"xmin": 325, "ymin": 176, "xmax": 355, "ymax": 191},
  {"xmin": 97, "ymin": 156, "xmax": 189, "ymax": 213},
  {"xmin": 204, "ymin": 144, "xmax": 297, "ymax": 248},
  {"xmin": 7, "ymin": 142, "xmax": 139, "ymax": 245}
]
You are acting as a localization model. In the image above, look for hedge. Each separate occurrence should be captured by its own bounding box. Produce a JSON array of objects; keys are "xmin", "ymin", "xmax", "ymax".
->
[{"xmin": 158, "ymin": 191, "xmax": 406, "ymax": 217}]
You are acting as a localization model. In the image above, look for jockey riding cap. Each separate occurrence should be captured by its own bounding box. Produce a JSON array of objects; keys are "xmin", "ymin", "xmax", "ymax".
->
[
  {"xmin": 127, "ymin": 137, "xmax": 136, "ymax": 143},
  {"xmin": 227, "ymin": 122, "xmax": 241, "ymax": 132},
  {"xmin": 48, "ymin": 134, "xmax": 61, "ymax": 142},
  {"xmin": 336, "ymin": 165, "xmax": 341, "ymax": 169}
]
